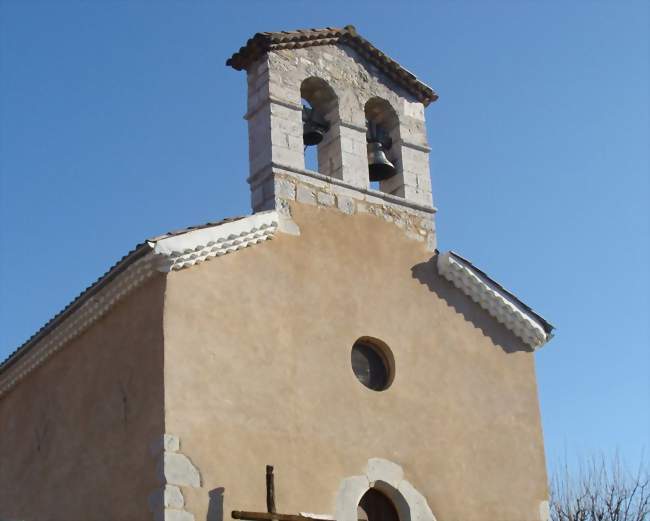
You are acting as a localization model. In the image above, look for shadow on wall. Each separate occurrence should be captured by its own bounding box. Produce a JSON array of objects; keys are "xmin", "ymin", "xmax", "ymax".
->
[
  {"xmin": 410, "ymin": 255, "xmax": 532, "ymax": 354},
  {"xmin": 207, "ymin": 487, "xmax": 224, "ymax": 521}
]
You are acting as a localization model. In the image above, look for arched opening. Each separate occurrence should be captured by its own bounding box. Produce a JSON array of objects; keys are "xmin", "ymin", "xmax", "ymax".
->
[
  {"xmin": 301, "ymin": 97, "xmax": 320, "ymax": 172},
  {"xmin": 357, "ymin": 488, "xmax": 401, "ymax": 521},
  {"xmin": 300, "ymin": 77, "xmax": 339, "ymax": 177},
  {"xmin": 364, "ymin": 98, "xmax": 402, "ymax": 193}
]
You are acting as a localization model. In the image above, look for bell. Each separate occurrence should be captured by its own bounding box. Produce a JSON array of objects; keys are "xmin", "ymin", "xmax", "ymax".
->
[
  {"xmin": 367, "ymin": 141, "xmax": 396, "ymax": 181},
  {"xmin": 302, "ymin": 106, "xmax": 329, "ymax": 146}
]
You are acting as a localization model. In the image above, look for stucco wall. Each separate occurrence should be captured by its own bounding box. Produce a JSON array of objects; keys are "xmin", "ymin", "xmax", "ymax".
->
[
  {"xmin": 163, "ymin": 203, "xmax": 549, "ymax": 521},
  {"xmin": 0, "ymin": 275, "xmax": 166, "ymax": 521}
]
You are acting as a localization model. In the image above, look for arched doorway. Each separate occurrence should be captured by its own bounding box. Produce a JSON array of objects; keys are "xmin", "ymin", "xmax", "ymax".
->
[{"xmin": 357, "ymin": 488, "xmax": 400, "ymax": 521}]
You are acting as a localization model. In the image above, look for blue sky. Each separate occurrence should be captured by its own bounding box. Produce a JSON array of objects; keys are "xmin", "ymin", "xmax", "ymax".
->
[{"xmin": 1, "ymin": 1, "xmax": 648, "ymax": 473}]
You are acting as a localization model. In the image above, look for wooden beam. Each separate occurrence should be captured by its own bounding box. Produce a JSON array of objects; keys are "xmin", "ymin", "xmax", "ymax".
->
[{"xmin": 232, "ymin": 511, "xmax": 333, "ymax": 521}]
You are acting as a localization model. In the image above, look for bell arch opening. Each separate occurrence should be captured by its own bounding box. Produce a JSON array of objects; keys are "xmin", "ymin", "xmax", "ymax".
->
[
  {"xmin": 364, "ymin": 97, "xmax": 403, "ymax": 194},
  {"xmin": 300, "ymin": 77, "xmax": 340, "ymax": 178}
]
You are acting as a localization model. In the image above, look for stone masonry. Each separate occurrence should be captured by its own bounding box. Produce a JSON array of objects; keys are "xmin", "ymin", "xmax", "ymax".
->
[
  {"xmin": 149, "ymin": 434, "xmax": 202, "ymax": 521},
  {"xmin": 243, "ymin": 43, "xmax": 436, "ymax": 249}
]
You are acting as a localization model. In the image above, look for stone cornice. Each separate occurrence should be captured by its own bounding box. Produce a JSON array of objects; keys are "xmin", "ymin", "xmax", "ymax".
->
[
  {"xmin": 437, "ymin": 251, "xmax": 553, "ymax": 349},
  {"xmin": 0, "ymin": 212, "xmax": 280, "ymax": 399},
  {"xmin": 152, "ymin": 211, "xmax": 278, "ymax": 272},
  {"xmin": 248, "ymin": 162, "xmax": 437, "ymax": 215}
]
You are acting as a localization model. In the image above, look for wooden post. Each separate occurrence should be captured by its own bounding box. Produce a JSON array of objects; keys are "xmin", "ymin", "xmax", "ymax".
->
[{"xmin": 266, "ymin": 465, "xmax": 276, "ymax": 514}]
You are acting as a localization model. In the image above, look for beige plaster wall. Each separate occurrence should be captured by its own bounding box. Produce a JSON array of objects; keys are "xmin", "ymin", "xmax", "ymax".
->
[
  {"xmin": 163, "ymin": 203, "xmax": 549, "ymax": 521},
  {"xmin": 0, "ymin": 275, "xmax": 166, "ymax": 521}
]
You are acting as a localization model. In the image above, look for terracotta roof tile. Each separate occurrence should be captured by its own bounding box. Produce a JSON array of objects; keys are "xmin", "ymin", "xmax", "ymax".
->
[{"xmin": 227, "ymin": 25, "xmax": 438, "ymax": 106}]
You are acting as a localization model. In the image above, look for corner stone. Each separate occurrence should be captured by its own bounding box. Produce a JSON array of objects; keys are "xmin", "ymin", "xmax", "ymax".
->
[
  {"xmin": 155, "ymin": 509, "xmax": 195, "ymax": 521},
  {"xmin": 296, "ymin": 184, "xmax": 317, "ymax": 205},
  {"xmin": 337, "ymin": 195, "xmax": 355, "ymax": 215},
  {"xmin": 150, "ymin": 434, "xmax": 180, "ymax": 456},
  {"xmin": 158, "ymin": 452, "xmax": 201, "ymax": 488},
  {"xmin": 276, "ymin": 179, "xmax": 296, "ymax": 200},
  {"xmin": 317, "ymin": 191, "xmax": 336, "ymax": 207}
]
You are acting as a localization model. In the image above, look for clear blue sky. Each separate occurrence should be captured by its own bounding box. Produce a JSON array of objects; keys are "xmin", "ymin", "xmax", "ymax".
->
[{"xmin": 1, "ymin": 1, "xmax": 648, "ymax": 473}]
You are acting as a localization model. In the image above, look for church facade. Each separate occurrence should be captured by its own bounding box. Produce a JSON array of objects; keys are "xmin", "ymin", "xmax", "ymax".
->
[{"xmin": 0, "ymin": 26, "xmax": 554, "ymax": 521}]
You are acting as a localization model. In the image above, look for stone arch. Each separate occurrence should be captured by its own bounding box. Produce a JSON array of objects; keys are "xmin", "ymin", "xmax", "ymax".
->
[
  {"xmin": 364, "ymin": 97, "xmax": 404, "ymax": 195},
  {"xmin": 335, "ymin": 458, "xmax": 437, "ymax": 521},
  {"xmin": 300, "ymin": 76, "xmax": 341, "ymax": 178}
]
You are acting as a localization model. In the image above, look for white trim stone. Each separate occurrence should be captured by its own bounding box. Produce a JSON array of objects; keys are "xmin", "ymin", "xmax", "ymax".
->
[
  {"xmin": 152, "ymin": 211, "xmax": 278, "ymax": 272},
  {"xmin": 157, "ymin": 452, "xmax": 201, "ymax": 488},
  {"xmin": 437, "ymin": 251, "xmax": 550, "ymax": 349},
  {"xmin": 150, "ymin": 434, "xmax": 181, "ymax": 456},
  {"xmin": 335, "ymin": 458, "xmax": 436, "ymax": 521},
  {"xmin": 150, "ymin": 434, "xmax": 201, "ymax": 521}
]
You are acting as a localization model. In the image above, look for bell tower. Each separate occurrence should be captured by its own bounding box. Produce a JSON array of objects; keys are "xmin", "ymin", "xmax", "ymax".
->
[{"xmin": 227, "ymin": 26, "xmax": 438, "ymax": 249}]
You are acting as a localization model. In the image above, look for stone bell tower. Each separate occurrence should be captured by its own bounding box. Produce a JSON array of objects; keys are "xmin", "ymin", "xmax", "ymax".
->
[{"xmin": 227, "ymin": 25, "xmax": 439, "ymax": 249}]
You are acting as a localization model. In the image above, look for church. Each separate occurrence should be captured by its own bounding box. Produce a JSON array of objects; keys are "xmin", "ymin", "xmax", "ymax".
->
[{"xmin": 0, "ymin": 26, "xmax": 554, "ymax": 521}]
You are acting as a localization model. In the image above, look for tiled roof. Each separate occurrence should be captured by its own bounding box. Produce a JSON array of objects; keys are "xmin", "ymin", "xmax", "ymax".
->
[
  {"xmin": 226, "ymin": 25, "xmax": 438, "ymax": 106},
  {"xmin": 0, "ymin": 216, "xmax": 245, "ymax": 374}
]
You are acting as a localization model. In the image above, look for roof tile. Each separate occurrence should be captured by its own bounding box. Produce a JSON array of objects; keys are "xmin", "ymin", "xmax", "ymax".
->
[{"xmin": 226, "ymin": 25, "xmax": 438, "ymax": 106}]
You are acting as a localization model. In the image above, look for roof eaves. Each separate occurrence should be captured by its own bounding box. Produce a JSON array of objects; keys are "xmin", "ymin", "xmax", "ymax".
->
[
  {"xmin": 448, "ymin": 251, "xmax": 554, "ymax": 336},
  {"xmin": 0, "ymin": 213, "xmax": 276, "ymax": 384},
  {"xmin": 0, "ymin": 241, "xmax": 153, "ymax": 373},
  {"xmin": 437, "ymin": 250, "xmax": 554, "ymax": 349}
]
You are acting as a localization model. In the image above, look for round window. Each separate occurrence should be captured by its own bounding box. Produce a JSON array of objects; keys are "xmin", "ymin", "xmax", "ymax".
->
[{"xmin": 351, "ymin": 337, "xmax": 394, "ymax": 391}]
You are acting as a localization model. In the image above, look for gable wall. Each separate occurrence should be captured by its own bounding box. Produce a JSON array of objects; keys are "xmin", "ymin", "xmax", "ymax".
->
[
  {"xmin": 0, "ymin": 275, "xmax": 166, "ymax": 521},
  {"xmin": 162, "ymin": 203, "xmax": 549, "ymax": 521}
]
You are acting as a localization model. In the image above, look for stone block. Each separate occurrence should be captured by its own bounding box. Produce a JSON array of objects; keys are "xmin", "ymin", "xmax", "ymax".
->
[
  {"xmin": 150, "ymin": 434, "xmax": 180, "ymax": 456},
  {"xmin": 272, "ymin": 145, "xmax": 304, "ymax": 169},
  {"xmin": 331, "ymin": 184, "xmax": 360, "ymax": 200},
  {"xmin": 164, "ymin": 485, "xmax": 184, "ymax": 509},
  {"xmin": 366, "ymin": 458, "xmax": 404, "ymax": 486},
  {"xmin": 158, "ymin": 452, "xmax": 201, "ymax": 488},
  {"xmin": 317, "ymin": 191, "xmax": 336, "ymax": 207},
  {"xmin": 296, "ymin": 184, "xmax": 317, "ymax": 205},
  {"xmin": 335, "ymin": 475, "xmax": 371, "ymax": 521},
  {"xmin": 363, "ymin": 192, "xmax": 386, "ymax": 206},
  {"xmin": 337, "ymin": 195, "xmax": 355, "ymax": 215},
  {"xmin": 405, "ymin": 229, "xmax": 425, "ymax": 242},
  {"xmin": 402, "ymin": 99, "xmax": 425, "ymax": 120},
  {"xmin": 275, "ymin": 179, "xmax": 296, "ymax": 200},
  {"xmin": 161, "ymin": 509, "xmax": 195, "ymax": 521},
  {"xmin": 420, "ymin": 217, "xmax": 435, "ymax": 232},
  {"xmin": 149, "ymin": 485, "xmax": 185, "ymax": 511},
  {"xmin": 380, "ymin": 173, "xmax": 405, "ymax": 196},
  {"xmin": 397, "ymin": 479, "xmax": 436, "ymax": 521}
]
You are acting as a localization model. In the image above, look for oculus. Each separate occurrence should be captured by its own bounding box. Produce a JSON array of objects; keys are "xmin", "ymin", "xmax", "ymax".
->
[{"xmin": 351, "ymin": 337, "xmax": 394, "ymax": 392}]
